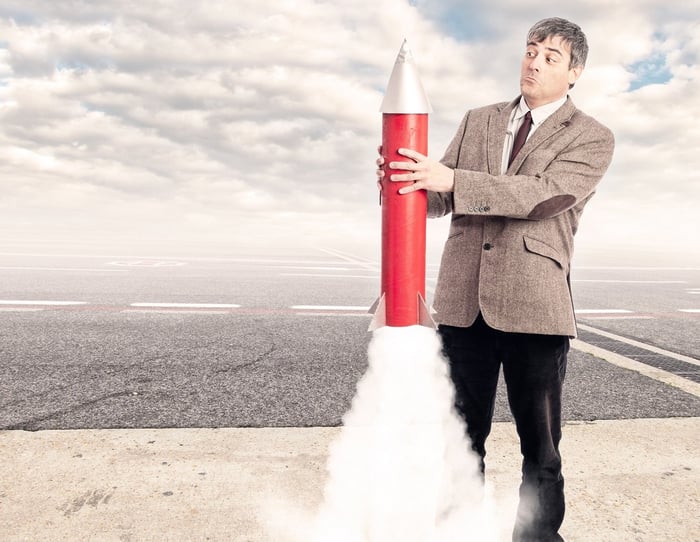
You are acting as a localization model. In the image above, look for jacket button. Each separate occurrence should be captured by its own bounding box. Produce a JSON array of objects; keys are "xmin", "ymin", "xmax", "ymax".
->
[
  {"xmin": 483, "ymin": 243, "xmax": 492, "ymax": 250},
  {"xmin": 484, "ymin": 206, "xmax": 491, "ymax": 212}
]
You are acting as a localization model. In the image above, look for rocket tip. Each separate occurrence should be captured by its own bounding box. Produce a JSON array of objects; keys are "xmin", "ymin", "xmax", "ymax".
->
[
  {"xmin": 379, "ymin": 39, "xmax": 432, "ymax": 114},
  {"xmin": 398, "ymin": 38, "xmax": 413, "ymax": 62}
]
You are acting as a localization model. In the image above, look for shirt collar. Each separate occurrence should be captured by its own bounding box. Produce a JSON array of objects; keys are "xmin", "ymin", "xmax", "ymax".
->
[{"xmin": 515, "ymin": 95, "xmax": 568, "ymax": 127}]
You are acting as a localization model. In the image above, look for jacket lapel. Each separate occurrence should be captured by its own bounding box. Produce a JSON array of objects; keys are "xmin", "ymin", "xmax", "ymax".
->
[
  {"xmin": 487, "ymin": 99, "xmax": 516, "ymax": 176},
  {"xmin": 507, "ymin": 97, "xmax": 577, "ymax": 173}
]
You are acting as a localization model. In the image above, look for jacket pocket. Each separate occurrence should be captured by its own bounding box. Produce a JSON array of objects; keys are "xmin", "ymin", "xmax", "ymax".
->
[{"xmin": 523, "ymin": 235, "xmax": 563, "ymax": 268}]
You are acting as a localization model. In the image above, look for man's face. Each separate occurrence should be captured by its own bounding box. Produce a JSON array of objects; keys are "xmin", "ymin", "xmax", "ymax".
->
[{"xmin": 520, "ymin": 35, "xmax": 582, "ymax": 109}]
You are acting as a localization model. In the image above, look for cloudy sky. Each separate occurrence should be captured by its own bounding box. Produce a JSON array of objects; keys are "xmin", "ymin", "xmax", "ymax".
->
[{"xmin": 1, "ymin": 0, "xmax": 698, "ymax": 264}]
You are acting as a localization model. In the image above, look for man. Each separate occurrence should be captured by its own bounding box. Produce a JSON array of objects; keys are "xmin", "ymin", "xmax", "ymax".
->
[{"xmin": 376, "ymin": 17, "xmax": 614, "ymax": 542}]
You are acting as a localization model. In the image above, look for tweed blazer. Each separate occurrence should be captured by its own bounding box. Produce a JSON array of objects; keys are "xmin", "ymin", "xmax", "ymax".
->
[{"xmin": 428, "ymin": 96, "xmax": 614, "ymax": 337}]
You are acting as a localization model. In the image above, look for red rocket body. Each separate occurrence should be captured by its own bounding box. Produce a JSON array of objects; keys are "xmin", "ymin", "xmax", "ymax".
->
[
  {"xmin": 380, "ymin": 114, "xmax": 428, "ymax": 327},
  {"xmin": 370, "ymin": 40, "xmax": 434, "ymax": 330}
]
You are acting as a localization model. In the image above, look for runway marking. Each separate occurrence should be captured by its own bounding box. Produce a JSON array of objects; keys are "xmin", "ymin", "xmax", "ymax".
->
[
  {"xmin": 577, "ymin": 316, "xmax": 655, "ymax": 320},
  {"xmin": 577, "ymin": 323, "xmax": 700, "ymax": 367},
  {"xmin": 294, "ymin": 312, "xmax": 371, "ymax": 317},
  {"xmin": 108, "ymin": 260, "xmax": 187, "ymax": 268},
  {"xmin": 572, "ymin": 280, "xmax": 687, "ymax": 284},
  {"xmin": 129, "ymin": 303, "xmax": 241, "ymax": 309},
  {"xmin": 0, "ymin": 251, "xmax": 372, "ymax": 267},
  {"xmin": 0, "ymin": 266, "xmax": 128, "ymax": 273},
  {"xmin": 291, "ymin": 305, "xmax": 370, "ymax": 311},
  {"xmin": 316, "ymin": 247, "xmax": 380, "ymax": 272},
  {"xmin": 122, "ymin": 309, "xmax": 231, "ymax": 315},
  {"xmin": 270, "ymin": 266, "xmax": 354, "ymax": 271},
  {"xmin": 316, "ymin": 247, "xmax": 377, "ymax": 263},
  {"xmin": 572, "ymin": 339, "xmax": 700, "ymax": 398},
  {"xmin": 280, "ymin": 273, "xmax": 377, "ymax": 279},
  {"xmin": 575, "ymin": 309, "xmax": 633, "ymax": 314},
  {"xmin": 0, "ymin": 300, "xmax": 88, "ymax": 306},
  {"xmin": 574, "ymin": 266, "xmax": 700, "ymax": 271}
]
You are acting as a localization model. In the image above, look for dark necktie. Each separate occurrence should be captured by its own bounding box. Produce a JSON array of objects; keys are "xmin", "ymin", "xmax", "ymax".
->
[{"xmin": 508, "ymin": 110, "xmax": 532, "ymax": 167}]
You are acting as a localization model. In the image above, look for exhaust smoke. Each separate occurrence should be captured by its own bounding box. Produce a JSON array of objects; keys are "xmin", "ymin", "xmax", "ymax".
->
[{"xmin": 311, "ymin": 325, "xmax": 500, "ymax": 541}]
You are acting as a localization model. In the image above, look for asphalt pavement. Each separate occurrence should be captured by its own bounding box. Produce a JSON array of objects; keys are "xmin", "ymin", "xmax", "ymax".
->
[{"xmin": 1, "ymin": 242, "xmax": 699, "ymax": 540}]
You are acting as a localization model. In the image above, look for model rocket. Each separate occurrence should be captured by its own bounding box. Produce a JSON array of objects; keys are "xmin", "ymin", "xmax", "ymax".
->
[{"xmin": 370, "ymin": 39, "xmax": 434, "ymax": 330}]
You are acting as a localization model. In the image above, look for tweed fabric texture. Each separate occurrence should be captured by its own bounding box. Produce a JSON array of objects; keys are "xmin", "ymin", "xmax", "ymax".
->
[{"xmin": 428, "ymin": 97, "xmax": 615, "ymax": 337}]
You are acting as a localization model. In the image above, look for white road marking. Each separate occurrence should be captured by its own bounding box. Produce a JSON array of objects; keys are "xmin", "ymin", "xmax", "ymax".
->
[
  {"xmin": 122, "ymin": 309, "xmax": 230, "ymax": 315},
  {"xmin": 572, "ymin": 339, "xmax": 700, "ymax": 398},
  {"xmin": 577, "ymin": 323, "xmax": 700, "ymax": 366},
  {"xmin": 280, "ymin": 273, "xmax": 377, "ymax": 279},
  {"xmin": 574, "ymin": 266, "xmax": 700, "ymax": 271},
  {"xmin": 572, "ymin": 280, "xmax": 686, "ymax": 284},
  {"xmin": 291, "ymin": 305, "xmax": 370, "ymax": 311},
  {"xmin": 0, "ymin": 253, "xmax": 359, "ymax": 265},
  {"xmin": 0, "ymin": 266, "xmax": 128, "ymax": 273},
  {"xmin": 579, "ymin": 316, "xmax": 656, "ymax": 320},
  {"xmin": 0, "ymin": 300, "xmax": 87, "ymax": 306},
  {"xmin": 270, "ymin": 266, "xmax": 354, "ymax": 271},
  {"xmin": 109, "ymin": 261, "xmax": 187, "ymax": 267},
  {"xmin": 294, "ymin": 312, "xmax": 371, "ymax": 317},
  {"xmin": 575, "ymin": 309, "xmax": 633, "ymax": 314},
  {"xmin": 679, "ymin": 309, "xmax": 700, "ymax": 313},
  {"xmin": 130, "ymin": 303, "xmax": 241, "ymax": 309},
  {"xmin": 316, "ymin": 247, "xmax": 380, "ymax": 272},
  {"xmin": 0, "ymin": 308, "xmax": 45, "ymax": 312}
]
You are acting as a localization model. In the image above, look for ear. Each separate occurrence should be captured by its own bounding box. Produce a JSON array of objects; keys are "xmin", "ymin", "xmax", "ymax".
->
[{"xmin": 568, "ymin": 65, "xmax": 583, "ymax": 86}]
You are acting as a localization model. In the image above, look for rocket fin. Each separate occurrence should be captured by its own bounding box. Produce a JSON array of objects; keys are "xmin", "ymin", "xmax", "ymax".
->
[
  {"xmin": 368, "ymin": 294, "xmax": 386, "ymax": 331},
  {"xmin": 418, "ymin": 293, "xmax": 436, "ymax": 329}
]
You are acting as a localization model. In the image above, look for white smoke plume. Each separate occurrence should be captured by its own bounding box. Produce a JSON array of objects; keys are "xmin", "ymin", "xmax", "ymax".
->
[{"xmin": 310, "ymin": 325, "xmax": 500, "ymax": 542}]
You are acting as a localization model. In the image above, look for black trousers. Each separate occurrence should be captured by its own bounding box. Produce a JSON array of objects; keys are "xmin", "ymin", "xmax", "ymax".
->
[{"xmin": 438, "ymin": 314, "xmax": 569, "ymax": 542}]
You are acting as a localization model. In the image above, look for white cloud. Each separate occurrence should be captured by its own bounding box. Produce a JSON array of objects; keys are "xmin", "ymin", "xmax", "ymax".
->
[{"xmin": 0, "ymin": 1, "xmax": 698, "ymax": 262}]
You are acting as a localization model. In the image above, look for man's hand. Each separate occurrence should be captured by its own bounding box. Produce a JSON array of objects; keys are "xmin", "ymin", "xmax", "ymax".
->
[
  {"xmin": 376, "ymin": 145, "xmax": 384, "ymax": 194},
  {"xmin": 386, "ymin": 148, "xmax": 455, "ymax": 194}
]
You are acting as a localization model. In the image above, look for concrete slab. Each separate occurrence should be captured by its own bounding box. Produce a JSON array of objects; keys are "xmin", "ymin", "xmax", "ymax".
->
[{"xmin": 1, "ymin": 418, "xmax": 698, "ymax": 541}]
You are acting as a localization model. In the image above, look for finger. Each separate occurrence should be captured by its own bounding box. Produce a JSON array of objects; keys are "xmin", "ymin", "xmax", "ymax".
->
[
  {"xmin": 397, "ymin": 148, "xmax": 426, "ymax": 162},
  {"xmin": 390, "ymin": 172, "xmax": 421, "ymax": 182},
  {"xmin": 389, "ymin": 160, "xmax": 422, "ymax": 171},
  {"xmin": 376, "ymin": 156, "xmax": 384, "ymax": 166},
  {"xmin": 376, "ymin": 169, "xmax": 385, "ymax": 178},
  {"xmin": 398, "ymin": 182, "xmax": 423, "ymax": 195}
]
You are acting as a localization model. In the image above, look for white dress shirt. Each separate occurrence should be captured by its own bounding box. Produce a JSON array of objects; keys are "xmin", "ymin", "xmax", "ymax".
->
[{"xmin": 501, "ymin": 95, "xmax": 568, "ymax": 173}]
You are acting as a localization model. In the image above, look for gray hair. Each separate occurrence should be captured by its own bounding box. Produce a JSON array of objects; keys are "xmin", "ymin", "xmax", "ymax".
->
[{"xmin": 527, "ymin": 17, "xmax": 589, "ymax": 69}]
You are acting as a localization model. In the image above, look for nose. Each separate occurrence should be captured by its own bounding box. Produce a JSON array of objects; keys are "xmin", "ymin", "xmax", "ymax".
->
[{"xmin": 527, "ymin": 53, "xmax": 542, "ymax": 72}]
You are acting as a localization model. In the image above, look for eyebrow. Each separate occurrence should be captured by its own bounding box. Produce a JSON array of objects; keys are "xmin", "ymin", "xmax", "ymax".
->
[{"xmin": 526, "ymin": 41, "xmax": 564, "ymax": 57}]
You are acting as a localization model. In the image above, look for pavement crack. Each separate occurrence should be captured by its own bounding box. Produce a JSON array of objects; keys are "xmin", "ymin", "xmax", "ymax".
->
[
  {"xmin": 1, "ymin": 391, "xmax": 138, "ymax": 430},
  {"xmin": 213, "ymin": 336, "xmax": 277, "ymax": 375}
]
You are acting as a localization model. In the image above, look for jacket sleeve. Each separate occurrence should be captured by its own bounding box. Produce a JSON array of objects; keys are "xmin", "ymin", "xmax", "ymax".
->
[
  {"xmin": 427, "ymin": 111, "xmax": 470, "ymax": 218},
  {"xmin": 451, "ymin": 121, "xmax": 615, "ymax": 220}
]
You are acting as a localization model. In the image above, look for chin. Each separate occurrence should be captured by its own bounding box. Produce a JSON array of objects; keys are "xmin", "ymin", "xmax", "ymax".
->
[
  {"xmin": 520, "ymin": 90, "xmax": 536, "ymax": 102},
  {"xmin": 520, "ymin": 82, "xmax": 535, "ymax": 95}
]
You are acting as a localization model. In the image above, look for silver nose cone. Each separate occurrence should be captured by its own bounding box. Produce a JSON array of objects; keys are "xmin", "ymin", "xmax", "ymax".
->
[{"xmin": 379, "ymin": 39, "xmax": 433, "ymax": 114}]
